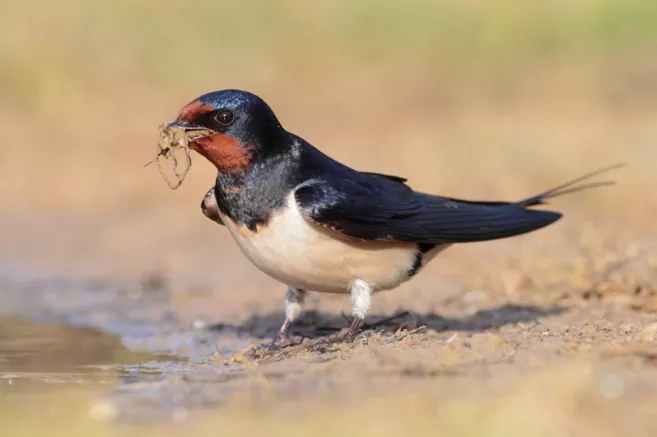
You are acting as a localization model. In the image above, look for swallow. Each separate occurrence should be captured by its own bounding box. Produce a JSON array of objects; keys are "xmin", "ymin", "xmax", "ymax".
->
[{"xmin": 167, "ymin": 89, "xmax": 620, "ymax": 347}]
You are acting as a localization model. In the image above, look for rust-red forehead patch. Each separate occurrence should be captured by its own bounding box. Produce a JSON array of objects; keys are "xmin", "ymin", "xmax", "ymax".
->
[{"xmin": 178, "ymin": 100, "xmax": 214, "ymax": 122}]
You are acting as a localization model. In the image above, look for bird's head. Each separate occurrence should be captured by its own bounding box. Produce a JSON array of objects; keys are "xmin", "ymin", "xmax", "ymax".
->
[{"xmin": 168, "ymin": 89, "xmax": 288, "ymax": 173}]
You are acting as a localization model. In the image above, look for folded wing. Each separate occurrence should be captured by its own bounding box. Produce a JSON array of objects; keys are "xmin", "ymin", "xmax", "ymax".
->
[{"xmin": 295, "ymin": 179, "xmax": 559, "ymax": 243}]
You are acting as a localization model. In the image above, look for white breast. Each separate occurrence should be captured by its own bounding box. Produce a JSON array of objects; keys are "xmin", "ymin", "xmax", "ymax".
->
[{"xmin": 220, "ymin": 192, "xmax": 420, "ymax": 293}]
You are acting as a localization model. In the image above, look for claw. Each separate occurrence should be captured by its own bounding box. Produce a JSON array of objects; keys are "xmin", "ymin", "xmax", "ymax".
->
[{"xmin": 267, "ymin": 336, "xmax": 302, "ymax": 351}]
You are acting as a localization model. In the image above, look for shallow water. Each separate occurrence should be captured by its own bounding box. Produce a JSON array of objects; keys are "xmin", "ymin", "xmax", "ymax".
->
[
  {"xmin": 0, "ymin": 317, "xmax": 174, "ymax": 384},
  {"xmin": 0, "ymin": 316, "xmax": 198, "ymax": 419},
  {"xmin": 0, "ymin": 268, "xmax": 263, "ymax": 425}
]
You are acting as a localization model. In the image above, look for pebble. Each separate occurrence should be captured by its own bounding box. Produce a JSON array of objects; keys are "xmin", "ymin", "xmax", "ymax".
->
[
  {"xmin": 599, "ymin": 374, "xmax": 624, "ymax": 399},
  {"xmin": 88, "ymin": 400, "xmax": 118, "ymax": 421}
]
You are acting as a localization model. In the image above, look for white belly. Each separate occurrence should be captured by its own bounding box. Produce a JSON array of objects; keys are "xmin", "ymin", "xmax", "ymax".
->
[{"xmin": 220, "ymin": 192, "xmax": 419, "ymax": 293}]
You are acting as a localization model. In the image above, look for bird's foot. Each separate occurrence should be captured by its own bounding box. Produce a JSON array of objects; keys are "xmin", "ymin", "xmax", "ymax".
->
[
  {"xmin": 267, "ymin": 335, "xmax": 303, "ymax": 351},
  {"xmin": 243, "ymin": 335, "xmax": 302, "ymax": 360},
  {"xmin": 306, "ymin": 316, "xmax": 363, "ymax": 352},
  {"xmin": 266, "ymin": 319, "xmax": 303, "ymax": 350},
  {"xmin": 343, "ymin": 316, "xmax": 362, "ymax": 343}
]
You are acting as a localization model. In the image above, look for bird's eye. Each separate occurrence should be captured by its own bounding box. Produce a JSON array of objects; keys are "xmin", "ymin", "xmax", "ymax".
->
[{"xmin": 214, "ymin": 109, "xmax": 234, "ymax": 125}]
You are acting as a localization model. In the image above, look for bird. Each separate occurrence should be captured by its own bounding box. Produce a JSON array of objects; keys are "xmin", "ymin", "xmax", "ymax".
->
[{"xmin": 166, "ymin": 89, "xmax": 620, "ymax": 347}]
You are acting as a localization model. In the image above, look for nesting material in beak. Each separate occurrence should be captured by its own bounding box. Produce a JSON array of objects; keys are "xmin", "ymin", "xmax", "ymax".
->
[{"xmin": 146, "ymin": 122, "xmax": 214, "ymax": 190}]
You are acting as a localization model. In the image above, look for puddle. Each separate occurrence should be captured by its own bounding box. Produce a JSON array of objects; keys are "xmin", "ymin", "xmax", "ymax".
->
[
  {"xmin": 0, "ymin": 317, "xmax": 164, "ymax": 372},
  {"xmin": 0, "ymin": 316, "xmax": 182, "ymax": 398},
  {"xmin": 0, "ymin": 273, "xmax": 252, "ymax": 422},
  {"xmin": 0, "ymin": 316, "xmax": 243, "ymax": 422}
]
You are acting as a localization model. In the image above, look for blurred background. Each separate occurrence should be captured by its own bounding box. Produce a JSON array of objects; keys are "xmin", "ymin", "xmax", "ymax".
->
[
  {"xmin": 1, "ymin": 1, "xmax": 657, "ymax": 435},
  {"xmin": 1, "ymin": 0, "xmax": 656, "ymax": 276}
]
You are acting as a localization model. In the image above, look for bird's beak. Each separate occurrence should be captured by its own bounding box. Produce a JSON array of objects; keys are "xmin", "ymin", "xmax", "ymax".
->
[
  {"xmin": 168, "ymin": 119, "xmax": 202, "ymax": 131},
  {"xmin": 167, "ymin": 119, "xmax": 217, "ymax": 142}
]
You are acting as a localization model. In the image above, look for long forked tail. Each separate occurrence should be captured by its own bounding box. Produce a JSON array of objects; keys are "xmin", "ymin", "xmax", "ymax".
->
[{"xmin": 516, "ymin": 163, "xmax": 625, "ymax": 208}]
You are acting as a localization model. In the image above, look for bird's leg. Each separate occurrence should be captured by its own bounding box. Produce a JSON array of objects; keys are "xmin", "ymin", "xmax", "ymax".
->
[
  {"xmin": 345, "ymin": 279, "xmax": 372, "ymax": 342},
  {"xmin": 270, "ymin": 287, "xmax": 306, "ymax": 348}
]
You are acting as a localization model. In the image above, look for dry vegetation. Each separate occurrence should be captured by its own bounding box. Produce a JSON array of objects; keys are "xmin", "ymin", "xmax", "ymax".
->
[{"xmin": 1, "ymin": 0, "xmax": 657, "ymax": 435}]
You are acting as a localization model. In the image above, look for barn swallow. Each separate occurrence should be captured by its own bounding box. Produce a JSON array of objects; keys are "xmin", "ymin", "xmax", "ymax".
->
[{"xmin": 167, "ymin": 89, "xmax": 619, "ymax": 347}]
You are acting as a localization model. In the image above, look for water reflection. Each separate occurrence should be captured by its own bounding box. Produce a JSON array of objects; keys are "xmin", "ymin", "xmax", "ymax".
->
[
  {"xmin": 0, "ymin": 317, "xmax": 177, "ymax": 396},
  {"xmin": 0, "ymin": 317, "xmax": 248, "ymax": 422}
]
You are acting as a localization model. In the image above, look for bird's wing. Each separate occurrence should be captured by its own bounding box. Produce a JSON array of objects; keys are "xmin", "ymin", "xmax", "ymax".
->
[
  {"xmin": 294, "ymin": 175, "xmax": 562, "ymax": 244},
  {"xmin": 359, "ymin": 171, "xmax": 408, "ymax": 184}
]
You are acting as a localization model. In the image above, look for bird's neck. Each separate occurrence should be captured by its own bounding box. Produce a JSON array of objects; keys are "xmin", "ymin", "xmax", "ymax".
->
[{"xmin": 213, "ymin": 148, "xmax": 300, "ymax": 231}]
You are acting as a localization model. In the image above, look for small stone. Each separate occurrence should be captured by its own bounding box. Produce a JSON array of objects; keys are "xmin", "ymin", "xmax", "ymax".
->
[
  {"xmin": 600, "ymin": 374, "xmax": 624, "ymax": 399},
  {"xmin": 88, "ymin": 401, "xmax": 118, "ymax": 421},
  {"xmin": 192, "ymin": 319, "xmax": 207, "ymax": 330}
]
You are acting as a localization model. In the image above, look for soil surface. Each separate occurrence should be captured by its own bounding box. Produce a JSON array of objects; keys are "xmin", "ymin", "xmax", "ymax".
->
[{"xmin": 1, "ymin": 199, "xmax": 656, "ymax": 436}]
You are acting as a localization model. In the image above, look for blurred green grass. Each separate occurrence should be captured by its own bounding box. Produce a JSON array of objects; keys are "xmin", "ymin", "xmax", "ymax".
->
[
  {"xmin": 3, "ymin": 0, "xmax": 657, "ymax": 105},
  {"xmin": 0, "ymin": 0, "xmax": 655, "ymax": 220}
]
